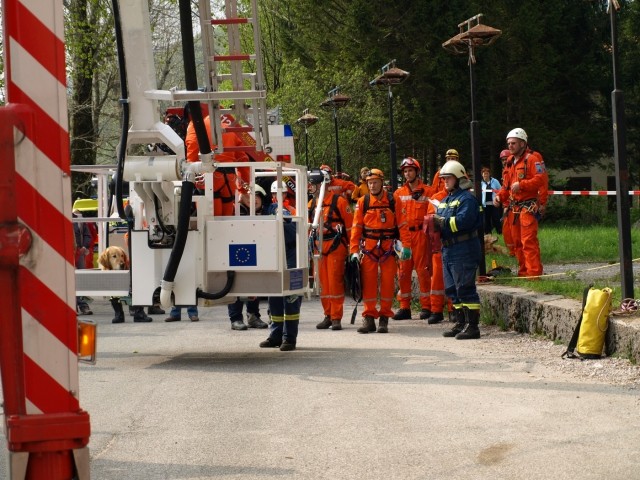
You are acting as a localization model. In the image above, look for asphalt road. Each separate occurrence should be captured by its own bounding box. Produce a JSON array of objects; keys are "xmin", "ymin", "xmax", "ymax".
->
[{"xmin": 1, "ymin": 297, "xmax": 639, "ymax": 479}]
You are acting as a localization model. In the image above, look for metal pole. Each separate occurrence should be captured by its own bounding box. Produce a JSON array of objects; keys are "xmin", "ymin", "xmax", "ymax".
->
[
  {"xmin": 304, "ymin": 125, "xmax": 310, "ymax": 168},
  {"xmin": 469, "ymin": 48, "xmax": 486, "ymax": 275},
  {"xmin": 388, "ymin": 85, "xmax": 398, "ymax": 191},
  {"xmin": 610, "ymin": 4, "xmax": 634, "ymax": 298},
  {"xmin": 333, "ymin": 107, "xmax": 342, "ymax": 173}
]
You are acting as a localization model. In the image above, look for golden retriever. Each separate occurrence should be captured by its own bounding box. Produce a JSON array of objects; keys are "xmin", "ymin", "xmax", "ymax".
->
[
  {"xmin": 98, "ymin": 246, "xmax": 129, "ymax": 271},
  {"xmin": 484, "ymin": 234, "xmax": 510, "ymax": 256}
]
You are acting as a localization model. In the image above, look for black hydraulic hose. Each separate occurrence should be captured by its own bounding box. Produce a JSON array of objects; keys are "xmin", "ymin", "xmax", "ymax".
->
[
  {"xmin": 163, "ymin": 180, "xmax": 194, "ymax": 282},
  {"xmin": 178, "ymin": 0, "xmax": 211, "ymax": 155},
  {"xmin": 196, "ymin": 271, "xmax": 235, "ymax": 300},
  {"xmin": 111, "ymin": 0, "xmax": 130, "ymax": 223}
]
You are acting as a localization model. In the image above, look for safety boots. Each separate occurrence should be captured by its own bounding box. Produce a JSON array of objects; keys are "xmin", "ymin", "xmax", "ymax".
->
[
  {"xmin": 427, "ymin": 311, "xmax": 444, "ymax": 324},
  {"xmin": 316, "ymin": 316, "xmax": 332, "ymax": 329},
  {"xmin": 419, "ymin": 309, "xmax": 432, "ymax": 320},
  {"xmin": 392, "ymin": 308, "xmax": 412, "ymax": 320},
  {"xmin": 357, "ymin": 316, "xmax": 377, "ymax": 334},
  {"xmin": 110, "ymin": 298, "xmax": 125, "ymax": 324},
  {"xmin": 456, "ymin": 308, "xmax": 480, "ymax": 340},
  {"xmin": 442, "ymin": 308, "xmax": 466, "ymax": 337},
  {"xmin": 377, "ymin": 316, "xmax": 389, "ymax": 333}
]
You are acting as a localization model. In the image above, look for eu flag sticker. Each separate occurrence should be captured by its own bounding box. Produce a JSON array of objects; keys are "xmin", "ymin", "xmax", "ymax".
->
[{"xmin": 229, "ymin": 244, "xmax": 257, "ymax": 267}]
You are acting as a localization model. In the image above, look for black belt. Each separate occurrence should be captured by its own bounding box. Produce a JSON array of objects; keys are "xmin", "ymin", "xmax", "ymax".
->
[
  {"xmin": 442, "ymin": 231, "xmax": 478, "ymax": 247},
  {"xmin": 408, "ymin": 225, "xmax": 422, "ymax": 232}
]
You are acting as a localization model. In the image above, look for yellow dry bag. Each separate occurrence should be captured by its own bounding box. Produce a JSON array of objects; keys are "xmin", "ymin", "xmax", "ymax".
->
[{"xmin": 562, "ymin": 286, "xmax": 612, "ymax": 360}]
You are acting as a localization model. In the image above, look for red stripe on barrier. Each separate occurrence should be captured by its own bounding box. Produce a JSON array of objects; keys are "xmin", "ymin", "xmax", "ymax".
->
[
  {"xmin": 24, "ymin": 356, "xmax": 79, "ymax": 414},
  {"xmin": 15, "ymin": 175, "xmax": 74, "ymax": 265},
  {"xmin": 6, "ymin": 3, "xmax": 67, "ymax": 85},
  {"xmin": 7, "ymin": 84, "xmax": 69, "ymax": 173},
  {"xmin": 20, "ymin": 269, "xmax": 77, "ymax": 352}
]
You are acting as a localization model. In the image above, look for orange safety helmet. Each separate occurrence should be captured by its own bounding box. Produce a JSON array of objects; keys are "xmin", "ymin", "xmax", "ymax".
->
[
  {"xmin": 366, "ymin": 168, "xmax": 385, "ymax": 181},
  {"xmin": 499, "ymin": 149, "xmax": 511, "ymax": 159},
  {"xmin": 399, "ymin": 157, "xmax": 421, "ymax": 172}
]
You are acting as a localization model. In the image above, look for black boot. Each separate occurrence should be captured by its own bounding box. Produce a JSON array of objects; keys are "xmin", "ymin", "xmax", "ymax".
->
[
  {"xmin": 419, "ymin": 309, "xmax": 432, "ymax": 320},
  {"xmin": 110, "ymin": 298, "xmax": 125, "ymax": 324},
  {"xmin": 147, "ymin": 304, "xmax": 165, "ymax": 315},
  {"xmin": 456, "ymin": 308, "xmax": 480, "ymax": 340},
  {"xmin": 392, "ymin": 308, "xmax": 412, "ymax": 320},
  {"xmin": 427, "ymin": 311, "xmax": 444, "ymax": 324},
  {"xmin": 357, "ymin": 316, "xmax": 376, "ymax": 334},
  {"xmin": 132, "ymin": 306, "xmax": 153, "ymax": 322},
  {"xmin": 377, "ymin": 316, "xmax": 389, "ymax": 333},
  {"xmin": 443, "ymin": 308, "xmax": 466, "ymax": 337}
]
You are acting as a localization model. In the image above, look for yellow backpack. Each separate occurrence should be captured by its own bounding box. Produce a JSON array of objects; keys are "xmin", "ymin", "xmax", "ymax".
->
[{"xmin": 562, "ymin": 286, "xmax": 612, "ymax": 360}]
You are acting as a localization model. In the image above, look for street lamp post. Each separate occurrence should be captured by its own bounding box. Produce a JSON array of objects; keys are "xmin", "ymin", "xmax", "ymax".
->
[
  {"xmin": 320, "ymin": 87, "xmax": 350, "ymax": 173},
  {"xmin": 369, "ymin": 60, "xmax": 410, "ymax": 192},
  {"xmin": 607, "ymin": 0, "xmax": 633, "ymax": 298},
  {"xmin": 296, "ymin": 108, "xmax": 318, "ymax": 168},
  {"xmin": 443, "ymin": 14, "xmax": 501, "ymax": 276}
]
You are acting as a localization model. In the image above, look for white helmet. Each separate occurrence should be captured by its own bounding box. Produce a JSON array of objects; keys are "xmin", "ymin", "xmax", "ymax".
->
[
  {"xmin": 439, "ymin": 160, "xmax": 467, "ymax": 179},
  {"xmin": 270, "ymin": 180, "xmax": 288, "ymax": 194},
  {"xmin": 255, "ymin": 185, "xmax": 266, "ymax": 197},
  {"xmin": 506, "ymin": 128, "xmax": 528, "ymax": 143}
]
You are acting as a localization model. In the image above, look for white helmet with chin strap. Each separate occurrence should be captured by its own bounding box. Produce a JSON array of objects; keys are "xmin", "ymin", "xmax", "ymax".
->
[
  {"xmin": 270, "ymin": 180, "xmax": 288, "ymax": 194},
  {"xmin": 506, "ymin": 128, "xmax": 528, "ymax": 143}
]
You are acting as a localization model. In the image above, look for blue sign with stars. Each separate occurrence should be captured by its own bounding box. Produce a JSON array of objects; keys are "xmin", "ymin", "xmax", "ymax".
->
[{"xmin": 229, "ymin": 244, "xmax": 258, "ymax": 267}]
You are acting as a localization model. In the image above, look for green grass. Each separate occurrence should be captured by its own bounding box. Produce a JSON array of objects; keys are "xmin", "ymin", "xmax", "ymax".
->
[{"xmin": 485, "ymin": 225, "xmax": 640, "ymax": 306}]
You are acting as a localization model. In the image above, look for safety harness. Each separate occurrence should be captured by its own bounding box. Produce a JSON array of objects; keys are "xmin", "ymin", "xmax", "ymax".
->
[
  {"xmin": 360, "ymin": 192, "xmax": 398, "ymax": 262},
  {"xmin": 309, "ymin": 194, "xmax": 348, "ymax": 256}
]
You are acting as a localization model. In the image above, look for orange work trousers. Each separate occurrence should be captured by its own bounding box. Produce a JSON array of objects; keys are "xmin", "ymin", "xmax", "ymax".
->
[
  {"xmin": 509, "ymin": 209, "xmax": 543, "ymax": 277},
  {"xmin": 502, "ymin": 209, "xmax": 516, "ymax": 256},
  {"xmin": 429, "ymin": 251, "xmax": 448, "ymax": 314},
  {"xmin": 319, "ymin": 243, "xmax": 348, "ymax": 320},
  {"xmin": 361, "ymin": 252, "xmax": 397, "ymax": 319},
  {"xmin": 397, "ymin": 232, "xmax": 432, "ymax": 310},
  {"xmin": 213, "ymin": 171, "xmax": 237, "ymax": 216}
]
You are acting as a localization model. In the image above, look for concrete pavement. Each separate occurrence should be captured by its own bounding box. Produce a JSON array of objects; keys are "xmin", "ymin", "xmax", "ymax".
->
[{"xmin": 1, "ymin": 296, "xmax": 639, "ymax": 479}]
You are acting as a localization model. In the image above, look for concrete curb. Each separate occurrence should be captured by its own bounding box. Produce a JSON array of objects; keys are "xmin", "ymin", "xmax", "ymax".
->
[{"xmin": 478, "ymin": 284, "xmax": 640, "ymax": 363}]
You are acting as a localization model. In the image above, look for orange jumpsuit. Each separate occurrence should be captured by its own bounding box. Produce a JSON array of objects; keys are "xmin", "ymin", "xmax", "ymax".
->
[
  {"xmin": 500, "ymin": 158, "xmax": 516, "ymax": 256},
  {"xmin": 186, "ymin": 115, "xmax": 249, "ymax": 216},
  {"xmin": 351, "ymin": 181, "xmax": 369, "ymax": 202},
  {"xmin": 350, "ymin": 193, "xmax": 398, "ymax": 319},
  {"xmin": 309, "ymin": 191, "xmax": 353, "ymax": 321},
  {"xmin": 327, "ymin": 177, "xmax": 356, "ymax": 202},
  {"xmin": 425, "ymin": 169, "xmax": 449, "ymax": 315},
  {"xmin": 394, "ymin": 180, "xmax": 435, "ymax": 311},
  {"xmin": 496, "ymin": 148, "xmax": 546, "ymax": 277}
]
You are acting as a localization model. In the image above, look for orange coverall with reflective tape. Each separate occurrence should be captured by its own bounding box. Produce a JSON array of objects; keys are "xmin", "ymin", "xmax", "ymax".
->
[
  {"xmin": 496, "ymin": 148, "xmax": 546, "ymax": 277},
  {"xmin": 394, "ymin": 180, "xmax": 435, "ymax": 310},
  {"xmin": 350, "ymin": 193, "xmax": 398, "ymax": 319},
  {"xmin": 186, "ymin": 115, "xmax": 249, "ymax": 216},
  {"xmin": 309, "ymin": 191, "xmax": 353, "ymax": 321}
]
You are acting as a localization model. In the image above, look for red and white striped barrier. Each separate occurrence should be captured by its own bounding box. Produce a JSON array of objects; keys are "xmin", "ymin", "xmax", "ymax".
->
[
  {"xmin": 548, "ymin": 190, "xmax": 640, "ymax": 196},
  {"xmin": 482, "ymin": 189, "xmax": 640, "ymax": 196},
  {"xmin": 2, "ymin": 0, "xmax": 90, "ymax": 476}
]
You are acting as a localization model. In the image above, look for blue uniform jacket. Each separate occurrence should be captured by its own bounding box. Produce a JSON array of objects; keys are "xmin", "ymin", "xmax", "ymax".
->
[{"xmin": 436, "ymin": 187, "xmax": 482, "ymax": 244}]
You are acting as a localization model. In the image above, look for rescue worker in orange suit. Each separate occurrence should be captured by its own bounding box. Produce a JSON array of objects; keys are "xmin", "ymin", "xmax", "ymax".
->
[
  {"xmin": 309, "ymin": 175, "xmax": 354, "ymax": 331},
  {"xmin": 494, "ymin": 128, "xmax": 546, "ymax": 277},
  {"xmin": 392, "ymin": 157, "xmax": 436, "ymax": 321},
  {"xmin": 349, "ymin": 169, "xmax": 398, "ymax": 334},
  {"xmin": 428, "ymin": 160, "xmax": 483, "ymax": 340},
  {"xmin": 185, "ymin": 115, "xmax": 249, "ymax": 216},
  {"xmin": 422, "ymin": 148, "xmax": 461, "ymax": 324},
  {"xmin": 499, "ymin": 149, "xmax": 516, "ymax": 256},
  {"xmin": 320, "ymin": 165, "xmax": 356, "ymax": 202},
  {"xmin": 351, "ymin": 167, "xmax": 371, "ymax": 202}
]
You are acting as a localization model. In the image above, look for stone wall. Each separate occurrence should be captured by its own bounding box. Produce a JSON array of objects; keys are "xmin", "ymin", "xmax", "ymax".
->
[{"xmin": 478, "ymin": 284, "xmax": 640, "ymax": 363}]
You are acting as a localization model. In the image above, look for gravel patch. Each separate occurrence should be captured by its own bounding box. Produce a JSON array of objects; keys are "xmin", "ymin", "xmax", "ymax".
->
[{"xmin": 480, "ymin": 324, "xmax": 640, "ymax": 389}]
